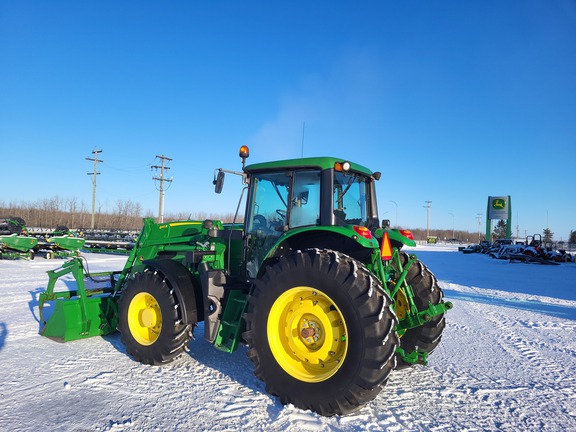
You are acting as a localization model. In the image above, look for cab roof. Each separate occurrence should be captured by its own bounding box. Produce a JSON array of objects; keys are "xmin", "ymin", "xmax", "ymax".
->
[{"xmin": 244, "ymin": 156, "xmax": 374, "ymax": 177}]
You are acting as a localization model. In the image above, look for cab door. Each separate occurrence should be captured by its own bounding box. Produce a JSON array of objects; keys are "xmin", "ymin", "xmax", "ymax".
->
[{"xmin": 245, "ymin": 171, "xmax": 290, "ymax": 277}]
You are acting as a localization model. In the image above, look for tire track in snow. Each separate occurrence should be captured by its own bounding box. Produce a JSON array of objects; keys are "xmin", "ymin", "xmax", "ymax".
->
[
  {"xmin": 479, "ymin": 302, "xmax": 576, "ymax": 380},
  {"xmin": 440, "ymin": 300, "xmax": 576, "ymax": 430}
]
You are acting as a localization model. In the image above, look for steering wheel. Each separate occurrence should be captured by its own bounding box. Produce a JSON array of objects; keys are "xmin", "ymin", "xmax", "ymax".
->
[{"xmin": 253, "ymin": 214, "xmax": 268, "ymax": 231}]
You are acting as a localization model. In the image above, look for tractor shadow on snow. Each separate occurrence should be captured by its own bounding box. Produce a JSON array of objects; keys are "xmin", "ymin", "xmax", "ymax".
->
[
  {"xmin": 29, "ymin": 286, "xmax": 46, "ymax": 329},
  {"xmin": 101, "ymin": 327, "xmax": 286, "ymax": 418},
  {"xmin": 184, "ymin": 323, "xmax": 286, "ymax": 418},
  {"xmin": 102, "ymin": 321, "xmax": 286, "ymax": 418},
  {"xmin": 0, "ymin": 322, "xmax": 7, "ymax": 352}
]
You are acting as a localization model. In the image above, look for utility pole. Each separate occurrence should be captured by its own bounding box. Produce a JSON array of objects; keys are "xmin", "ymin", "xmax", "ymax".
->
[
  {"xmin": 86, "ymin": 148, "xmax": 103, "ymax": 229},
  {"xmin": 424, "ymin": 201, "xmax": 432, "ymax": 239},
  {"xmin": 152, "ymin": 155, "xmax": 173, "ymax": 223},
  {"xmin": 477, "ymin": 213, "xmax": 483, "ymax": 242}
]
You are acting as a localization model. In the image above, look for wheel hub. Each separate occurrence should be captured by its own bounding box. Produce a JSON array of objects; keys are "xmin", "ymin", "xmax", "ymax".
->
[
  {"xmin": 300, "ymin": 319, "xmax": 322, "ymax": 345},
  {"xmin": 140, "ymin": 307, "xmax": 158, "ymax": 328}
]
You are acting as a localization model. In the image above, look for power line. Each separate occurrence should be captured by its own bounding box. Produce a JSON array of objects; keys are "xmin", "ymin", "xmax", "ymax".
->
[
  {"xmin": 151, "ymin": 154, "xmax": 173, "ymax": 223},
  {"xmin": 86, "ymin": 148, "xmax": 103, "ymax": 229}
]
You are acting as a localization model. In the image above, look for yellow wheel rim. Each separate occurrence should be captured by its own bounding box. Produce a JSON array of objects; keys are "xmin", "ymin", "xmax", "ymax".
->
[
  {"xmin": 128, "ymin": 292, "xmax": 162, "ymax": 346},
  {"xmin": 267, "ymin": 287, "xmax": 348, "ymax": 382},
  {"xmin": 395, "ymin": 287, "xmax": 409, "ymax": 321}
]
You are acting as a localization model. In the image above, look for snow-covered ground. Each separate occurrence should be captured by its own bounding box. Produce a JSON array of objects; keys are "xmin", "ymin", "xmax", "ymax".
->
[{"xmin": 1, "ymin": 246, "xmax": 576, "ymax": 431}]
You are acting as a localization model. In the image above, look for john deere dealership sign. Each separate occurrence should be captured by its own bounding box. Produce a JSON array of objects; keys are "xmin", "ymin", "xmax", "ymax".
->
[
  {"xmin": 488, "ymin": 196, "xmax": 509, "ymax": 220},
  {"xmin": 486, "ymin": 195, "xmax": 512, "ymax": 240}
]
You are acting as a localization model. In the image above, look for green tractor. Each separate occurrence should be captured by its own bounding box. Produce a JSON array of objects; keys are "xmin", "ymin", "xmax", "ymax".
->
[{"xmin": 39, "ymin": 146, "xmax": 451, "ymax": 416}]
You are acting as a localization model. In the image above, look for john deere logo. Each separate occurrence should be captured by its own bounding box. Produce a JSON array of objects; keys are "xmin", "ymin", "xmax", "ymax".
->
[{"xmin": 492, "ymin": 199, "xmax": 506, "ymax": 209}]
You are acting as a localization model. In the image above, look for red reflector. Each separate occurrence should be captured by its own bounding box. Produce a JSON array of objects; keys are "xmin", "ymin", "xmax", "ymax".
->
[
  {"xmin": 399, "ymin": 230, "xmax": 414, "ymax": 241},
  {"xmin": 353, "ymin": 226, "xmax": 372, "ymax": 240},
  {"xmin": 381, "ymin": 231, "xmax": 392, "ymax": 261}
]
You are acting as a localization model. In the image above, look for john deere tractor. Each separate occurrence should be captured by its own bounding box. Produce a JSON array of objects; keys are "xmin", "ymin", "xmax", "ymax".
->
[{"xmin": 39, "ymin": 146, "xmax": 451, "ymax": 416}]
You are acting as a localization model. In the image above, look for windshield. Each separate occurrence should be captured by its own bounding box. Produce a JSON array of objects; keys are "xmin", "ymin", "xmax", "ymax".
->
[{"xmin": 333, "ymin": 171, "xmax": 369, "ymax": 226}]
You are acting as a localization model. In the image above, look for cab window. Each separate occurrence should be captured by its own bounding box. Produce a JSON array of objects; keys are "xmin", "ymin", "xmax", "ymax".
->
[
  {"xmin": 289, "ymin": 170, "xmax": 321, "ymax": 228},
  {"xmin": 333, "ymin": 171, "xmax": 368, "ymax": 226}
]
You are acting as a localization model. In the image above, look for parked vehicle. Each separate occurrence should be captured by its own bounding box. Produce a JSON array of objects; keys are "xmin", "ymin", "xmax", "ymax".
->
[{"xmin": 462, "ymin": 244, "xmax": 482, "ymax": 254}]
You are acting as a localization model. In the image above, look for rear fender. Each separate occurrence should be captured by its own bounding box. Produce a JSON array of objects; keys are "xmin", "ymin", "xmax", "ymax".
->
[
  {"xmin": 142, "ymin": 259, "xmax": 201, "ymax": 325},
  {"xmin": 259, "ymin": 226, "xmax": 380, "ymax": 277}
]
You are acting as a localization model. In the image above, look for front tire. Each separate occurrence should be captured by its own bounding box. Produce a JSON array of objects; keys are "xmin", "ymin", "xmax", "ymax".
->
[
  {"xmin": 118, "ymin": 270, "xmax": 192, "ymax": 365},
  {"xmin": 243, "ymin": 248, "xmax": 398, "ymax": 416}
]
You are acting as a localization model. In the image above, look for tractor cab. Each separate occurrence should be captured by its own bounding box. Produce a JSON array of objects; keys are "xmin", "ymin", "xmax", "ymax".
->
[{"xmin": 215, "ymin": 147, "xmax": 382, "ymax": 278}]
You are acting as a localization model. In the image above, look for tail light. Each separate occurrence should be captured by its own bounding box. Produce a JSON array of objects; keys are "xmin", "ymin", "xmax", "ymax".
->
[
  {"xmin": 399, "ymin": 229, "xmax": 414, "ymax": 241},
  {"xmin": 353, "ymin": 226, "xmax": 372, "ymax": 240}
]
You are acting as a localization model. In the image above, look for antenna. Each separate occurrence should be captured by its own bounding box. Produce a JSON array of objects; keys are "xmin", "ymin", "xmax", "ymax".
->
[
  {"xmin": 152, "ymin": 155, "xmax": 173, "ymax": 223},
  {"xmin": 301, "ymin": 121, "xmax": 306, "ymax": 158},
  {"xmin": 86, "ymin": 148, "xmax": 103, "ymax": 229}
]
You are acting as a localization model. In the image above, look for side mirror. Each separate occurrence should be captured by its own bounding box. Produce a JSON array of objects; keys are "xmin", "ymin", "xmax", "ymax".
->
[
  {"xmin": 214, "ymin": 171, "xmax": 225, "ymax": 194},
  {"xmin": 382, "ymin": 219, "xmax": 391, "ymax": 228}
]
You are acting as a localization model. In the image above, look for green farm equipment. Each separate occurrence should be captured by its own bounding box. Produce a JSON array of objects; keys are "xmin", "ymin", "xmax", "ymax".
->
[
  {"xmin": 39, "ymin": 146, "xmax": 452, "ymax": 416},
  {"xmin": 41, "ymin": 226, "xmax": 85, "ymax": 259},
  {"xmin": 0, "ymin": 217, "xmax": 38, "ymax": 259},
  {"xmin": 0, "ymin": 218, "xmax": 84, "ymax": 260}
]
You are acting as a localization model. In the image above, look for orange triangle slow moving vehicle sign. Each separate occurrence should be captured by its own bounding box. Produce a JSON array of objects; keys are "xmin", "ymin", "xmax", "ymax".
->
[{"xmin": 381, "ymin": 231, "xmax": 392, "ymax": 261}]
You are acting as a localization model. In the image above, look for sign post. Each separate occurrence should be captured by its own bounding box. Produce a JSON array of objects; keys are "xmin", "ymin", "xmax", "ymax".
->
[{"xmin": 486, "ymin": 196, "xmax": 512, "ymax": 241}]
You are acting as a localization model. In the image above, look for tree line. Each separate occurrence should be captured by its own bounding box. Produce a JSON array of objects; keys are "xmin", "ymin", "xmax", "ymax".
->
[
  {"xmin": 408, "ymin": 228, "xmax": 481, "ymax": 243},
  {"xmin": 2, "ymin": 196, "xmax": 572, "ymax": 243},
  {"xmin": 0, "ymin": 197, "xmax": 237, "ymax": 231}
]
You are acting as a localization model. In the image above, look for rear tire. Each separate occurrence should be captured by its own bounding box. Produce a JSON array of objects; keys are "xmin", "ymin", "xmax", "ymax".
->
[
  {"xmin": 243, "ymin": 248, "xmax": 398, "ymax": 416},
  {"xmin": 118, "ymin": 270, "xmax": 192, "ymax": 365},
  {"xmin": 393, "ymin": 252, "xmax": 446, "ymax": 367}
]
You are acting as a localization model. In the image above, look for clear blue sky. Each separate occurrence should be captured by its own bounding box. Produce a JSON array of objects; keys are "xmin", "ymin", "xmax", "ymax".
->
[{"xmin": 1, "ymin": 1, "xmax": 575, "ymax": 239}]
